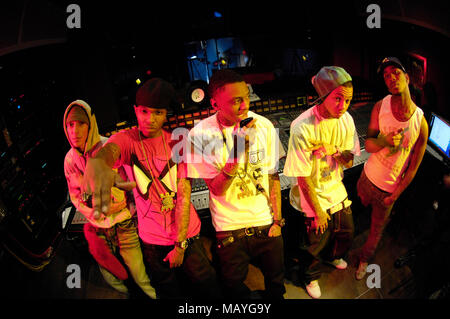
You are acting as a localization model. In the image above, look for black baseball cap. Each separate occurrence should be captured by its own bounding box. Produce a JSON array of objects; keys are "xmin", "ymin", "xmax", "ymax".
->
[
  {"xmin": 377, "ymin": 57, "xmax": 407, "ymax": 74},
  {"xmin": 135, "ymin": 78, "xmax": 176, "ymax": 110}
]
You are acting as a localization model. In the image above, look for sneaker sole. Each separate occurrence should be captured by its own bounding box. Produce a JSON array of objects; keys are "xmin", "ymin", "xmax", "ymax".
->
[
  {"xmin": 325, "ymin": 261, "xmax": 348, "ymax": 270},
  {"xmin": 355, "ymin": 271, "xmax": 366, "ymax": 280}
]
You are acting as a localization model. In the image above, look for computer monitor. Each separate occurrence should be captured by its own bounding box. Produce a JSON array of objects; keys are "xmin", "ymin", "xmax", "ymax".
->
[{"xmin": 428, "ymin": 112, "xmax": 450, "ymax": 161}]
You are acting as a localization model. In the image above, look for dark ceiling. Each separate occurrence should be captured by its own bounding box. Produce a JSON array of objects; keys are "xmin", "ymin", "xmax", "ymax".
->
[
  {"xmin": 0, "ymin": 0, "xmax": 449, "ymax": 127},
  {"xmin": 1, "ymin": 0, "xmax": 448, "ymax": 56}
]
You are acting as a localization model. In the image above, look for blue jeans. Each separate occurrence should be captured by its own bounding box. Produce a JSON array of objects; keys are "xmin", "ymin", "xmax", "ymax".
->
[{"xmin": 141, "ymin": 236, "xmax": 222, "ymax": 299}]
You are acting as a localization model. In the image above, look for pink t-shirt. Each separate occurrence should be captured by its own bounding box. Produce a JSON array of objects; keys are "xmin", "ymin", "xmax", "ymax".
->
[{"xmin": 108, "ymin": 127, "xmax": 201, "ymax": 245}]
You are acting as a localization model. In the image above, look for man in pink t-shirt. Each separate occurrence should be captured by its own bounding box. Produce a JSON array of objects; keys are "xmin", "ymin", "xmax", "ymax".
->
[{"xmin": 82, "ymin": 78, "xmax": 221, "ymax": 299}]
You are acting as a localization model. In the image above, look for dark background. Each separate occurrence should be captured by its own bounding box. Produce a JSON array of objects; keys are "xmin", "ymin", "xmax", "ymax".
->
[{"xmin": 0, "ymin": 0, "xmax": 449, "ymax": 299}]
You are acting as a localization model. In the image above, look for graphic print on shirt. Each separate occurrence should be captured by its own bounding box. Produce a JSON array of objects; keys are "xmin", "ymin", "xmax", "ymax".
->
[
  {"xmin": 374, "ymin": 126, "xmax": 412, "ymax": 175},
  {"xmin": 249, "ymin": 150, "xmax": 265, "ymax": 165},
  {"xmin": 235, "ymin": 149, "xmax": 266, "ymax": 200},
  {"xmin": 319, "ymin": 159, "xmax": 333, "ymax": 183},
  {"xmin": 386, "ymin": 126, "xmax": 410, "ymax": 157},
  {"xmin": 131, "ymin": 153, "xmax": 178, "ymax": 229},
  {"xmin": 132, "ymin": 155, "xmax": 153, "ymax": 200}
]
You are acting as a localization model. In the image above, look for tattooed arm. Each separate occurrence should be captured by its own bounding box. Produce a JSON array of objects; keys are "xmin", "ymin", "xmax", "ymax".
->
[
  {"xmin": 164, "ymin": 177, "xmax": 191, "ymax": 268},
  {"xmin": 268, "ymin": 173, "xmax": 282, "ymax": 237}
]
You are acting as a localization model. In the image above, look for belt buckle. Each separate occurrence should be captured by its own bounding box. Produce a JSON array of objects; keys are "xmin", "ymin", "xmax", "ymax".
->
[
  {"xmin": 244, "ymin": 227, "xmax": 255, "ymax": 236},
  {"xmin": 329, "ymin": 201, "xmax": 346, "ymax": 215}
]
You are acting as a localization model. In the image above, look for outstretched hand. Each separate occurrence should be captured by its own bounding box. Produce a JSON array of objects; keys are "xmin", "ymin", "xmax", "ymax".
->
[{"xmin": 82, "ymin": 157, "xmax": 136, "ymax": 220}]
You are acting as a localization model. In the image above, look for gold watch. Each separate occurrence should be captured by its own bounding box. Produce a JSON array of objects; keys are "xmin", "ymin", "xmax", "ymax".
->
[
  {"xmin": 273, "ymin": 218, "xmax": 286, "ymax": 227},
  {"xmin": 174, "ymin": 240, "xmax": 188, "ymax": 249}
]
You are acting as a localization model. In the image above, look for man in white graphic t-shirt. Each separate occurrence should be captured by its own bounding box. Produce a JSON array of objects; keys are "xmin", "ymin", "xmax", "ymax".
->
[
  {"xmin": 188, "ymin": 69, "xmax": 286, "ymax": 299},
  {"xmin": 283, "ymin": 66, "xmax": 360, "ymax": 299}
]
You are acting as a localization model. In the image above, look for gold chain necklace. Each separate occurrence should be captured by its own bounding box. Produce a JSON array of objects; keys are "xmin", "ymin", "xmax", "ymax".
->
[{"xmin": 138, "ymin": 130, "xmax": 176, "ymax": 213}]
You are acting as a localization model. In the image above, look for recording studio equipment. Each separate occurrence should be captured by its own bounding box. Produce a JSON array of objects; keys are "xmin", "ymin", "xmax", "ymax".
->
[
  {"xmin": 65, "ymin": 88, "xmax": 375, "ymax": 230},
  {"xmin": 94, "ymin": 91, "xmax": 375, "ymax": 220},
  {"xmin": 428, "ymin": 112, "xmax": 450, "ymax": 166},
  {"xmin": 184, "ymin": 80, "xmax": 210, "ymax": 109},
  {"xmin": 0, "ymin": 97, "xmax": 68, "ymax": 271}
]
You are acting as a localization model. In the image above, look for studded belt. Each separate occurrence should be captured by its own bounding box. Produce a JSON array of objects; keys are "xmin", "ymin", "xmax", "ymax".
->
[{"xmin": 216, "ymin": 224, "xmax": 272, "ymax": 248}]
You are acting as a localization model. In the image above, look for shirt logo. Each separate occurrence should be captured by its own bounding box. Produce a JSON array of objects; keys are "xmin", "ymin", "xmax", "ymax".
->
[
  {"xmin": 131, "ymin": 154, "xmax": 177, "ymax": 200},
  {"xmin": 249, "ymin": 150, "xmax": 264, "ymax": 165}
]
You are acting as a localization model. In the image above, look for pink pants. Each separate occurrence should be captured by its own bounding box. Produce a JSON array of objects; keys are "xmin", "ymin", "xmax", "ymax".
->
[{"xmin": 357, "ymin": 169, "xmax": 394, "ymax": 263}]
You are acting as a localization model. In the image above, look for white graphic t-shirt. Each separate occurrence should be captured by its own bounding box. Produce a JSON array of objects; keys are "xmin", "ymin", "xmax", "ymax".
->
[
  {"xmin": 187, "ymin": 111, "xmax": 285, "ymax": 231},
  {"xmin": 283, "ymin": 106, "xmax": 360, "ymax": 217}
]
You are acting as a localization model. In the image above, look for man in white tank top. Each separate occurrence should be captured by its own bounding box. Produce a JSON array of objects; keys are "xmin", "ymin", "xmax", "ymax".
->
[{"xmin": 355, "ymin": 57, "xmax": 429, "ymax": 280}]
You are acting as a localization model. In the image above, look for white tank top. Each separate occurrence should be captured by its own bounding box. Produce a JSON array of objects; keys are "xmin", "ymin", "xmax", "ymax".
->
[{"xmin": 364, "ymin": 95, "xmax": 423, "ymax": 193}]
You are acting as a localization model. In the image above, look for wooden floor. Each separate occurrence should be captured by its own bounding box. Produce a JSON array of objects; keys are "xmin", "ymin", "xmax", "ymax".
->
[
  {"xmin": 1, "ymin": 158, "xmax": 449, "ymax": 301},
  {"xmin": 0, "ymin": 217, "xmax": 421, "ymax": 300}
]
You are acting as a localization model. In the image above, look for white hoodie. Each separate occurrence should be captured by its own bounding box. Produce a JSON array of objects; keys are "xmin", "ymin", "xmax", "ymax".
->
[{"xmin": 63, "ymin": 100, "xmax": 132, "ymax": 228}]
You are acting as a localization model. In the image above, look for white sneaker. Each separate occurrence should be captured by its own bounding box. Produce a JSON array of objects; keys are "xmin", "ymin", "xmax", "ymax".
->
[
  {"xmin": 326, "ymin": 258, "xmax": 348, "ymax": 270},
  {"xmin": 306, "ymin": 280, "xmax": 321, "ymax": 299},
  {"xmin": 355, "ymin": 262, "xmax": 368, "ymax": 280}
]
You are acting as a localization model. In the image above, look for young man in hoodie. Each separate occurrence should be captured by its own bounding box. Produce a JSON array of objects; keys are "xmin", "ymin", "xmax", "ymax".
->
[
  {"xmin": 63, "ymin": 100, "xmax": 156, "ymax": 298},
  {"xmin": 81, "ymin": 79, "xmax": 222, "ymax": 299}
]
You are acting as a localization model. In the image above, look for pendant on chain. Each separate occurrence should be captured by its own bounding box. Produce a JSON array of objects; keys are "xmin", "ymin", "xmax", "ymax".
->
[{"xmin": 160, "ymin": 191, "xmax": 175, "ymax": 212}]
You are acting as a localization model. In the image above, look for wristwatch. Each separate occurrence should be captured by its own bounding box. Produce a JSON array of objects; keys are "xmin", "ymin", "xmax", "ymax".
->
[
  {"xmin": 273, "ymin": 218, "xmax": 286, "ymax": 227},
  {"xmin": 174, "ymin": 240, "xmax": 188, "ymax": 249}
]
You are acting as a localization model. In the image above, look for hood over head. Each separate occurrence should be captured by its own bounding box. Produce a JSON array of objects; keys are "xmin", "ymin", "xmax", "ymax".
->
[{"xmin": 63, "ymin": 100, "xmax": 101, "ymax": 155}]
